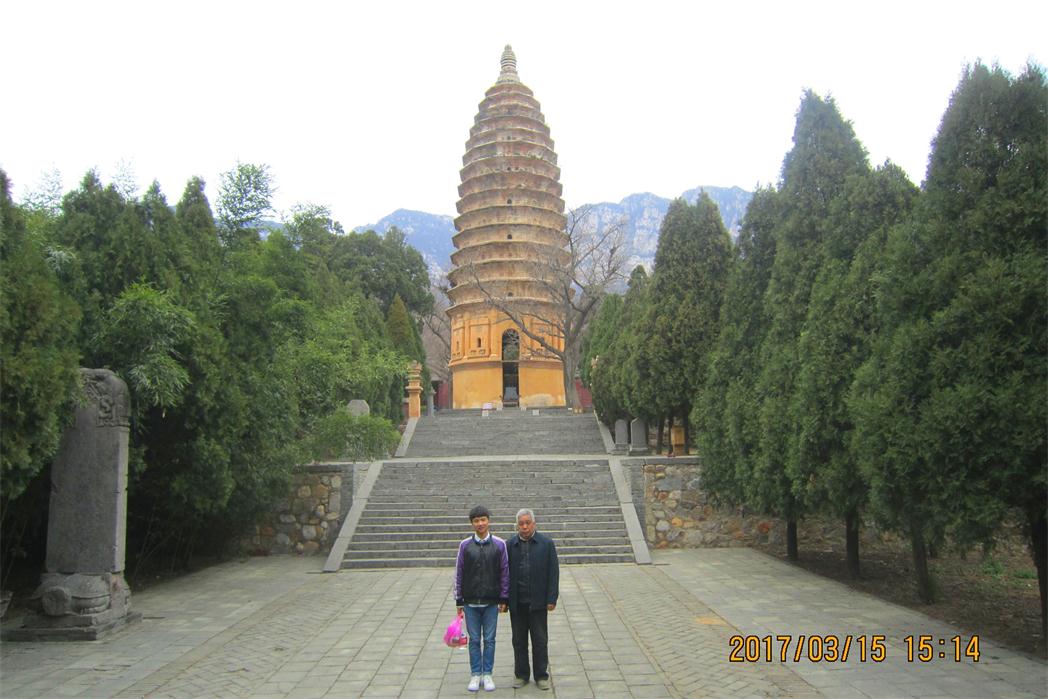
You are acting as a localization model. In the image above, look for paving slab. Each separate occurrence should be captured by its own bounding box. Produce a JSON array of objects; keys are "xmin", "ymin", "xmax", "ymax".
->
[{"xmin": 2, "ymin": 550, "xmax": 1045, "ymax": 698}]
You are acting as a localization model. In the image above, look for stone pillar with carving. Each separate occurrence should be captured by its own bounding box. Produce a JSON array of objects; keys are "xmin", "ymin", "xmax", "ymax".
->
[
  {"xmin": 6, "ymin": 369, "xmax": 141, "ymax": 640},
  {"xmin": 406, "ymin": 361, "xmax": 422, "ymax": 419}
]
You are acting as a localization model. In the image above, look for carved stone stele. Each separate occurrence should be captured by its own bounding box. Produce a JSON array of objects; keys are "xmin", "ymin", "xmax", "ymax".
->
[{"xmin": 5, "ymin": 369, "xmax": 141, "ymax": 641}]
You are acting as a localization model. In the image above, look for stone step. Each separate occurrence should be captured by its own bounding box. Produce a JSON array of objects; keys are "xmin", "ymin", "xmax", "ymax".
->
[
  {"xmin": 341, "ymin": 552, "xmax": 635, "ymax": 569},
  {"xmin": 373, "ymin": 479, "xmax": 613, "ymax": 487},
  {"xmin": 337, "ymin": 421, "xmax": 637, "ymax": 570},
  {"xmin": 345, "ymin": 536, "xmax": 630, "ymax": 551},
  {"xmin": 352, "ymin": 521, "xmax": 628, "ymax": 540},
  {"xmin": 358, "ymin": 513, "xmax": 625, "ymax": 525},
  {"xmin": 344, "ymin": 544, "xmax": 632, "ymax": 559},
  {"xmin": 352, "ymin": 529, "xmax": 628, "ymax": 542},
  {"xmin": 402, "ymin": 412, "xmax": 606, "ymax": 457},
  {"xmin": 382, "ymin": 465, "xmax": 610, "ymax": 469},
  {"xmin": 361, "ymin": 505, "xmax": 623, "ymax": 516},
  {"xmin": 378, "ymin": 479, "xmax": 611, "ymax": 484},
  {"xmin": 367, "ymin": 494, "xmax": 615, "ymax": 500},
  {"xmin": 381, "ymin": 465, "xmax": 611, "ymax": 469},
  {"xmin": 365, "ymin": 495, "xmax": 618, "ymax": 505}
]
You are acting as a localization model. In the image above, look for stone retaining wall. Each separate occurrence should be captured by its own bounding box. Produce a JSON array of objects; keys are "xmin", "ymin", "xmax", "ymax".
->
[
  {"xmin": 622, "ymin": 456, "xmax": 783, "ymax": 549},
  {"xmin": 623, "ymin": 456, "xmax": 890, "ymax": 551},
  {"xmin": 242, "ymin": 463, "xmax": 360, "ymax": 555}
]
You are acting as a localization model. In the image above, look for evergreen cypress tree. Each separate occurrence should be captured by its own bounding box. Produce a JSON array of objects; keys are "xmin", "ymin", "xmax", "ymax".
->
[
  {"xmin": 386, "ymin": 293, "xmax": 429, "ymax": 393},
  {"xmin": 694, "ymin": 186, "xmax": 778, "ymax": 508},
  {"xmin": 756, "ymin": 91, "xmax": 870, "ymax": 559},
  {"xmin": 579, "ymin": 293, "xmax": 622, "ymax": 390},
  {"xmin": 851, "ymin": 65, "xmax": 1047, "ymax": 619},
  {"xmin": 0, "ymin": 170, "xmax": 81, "ymax": 500},
  {"xmin": 589, "ymin": 267, "xmax": 648, "ymax": 428},
  {"xmin": 789, "ymin": 163, "xmax": 917, "ymax": 577},
  {"xmin": 647, "ymin": 196, "xmax": 733, "ymax": 447}
]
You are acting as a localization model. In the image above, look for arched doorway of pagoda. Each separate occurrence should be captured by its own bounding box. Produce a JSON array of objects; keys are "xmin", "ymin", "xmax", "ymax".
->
[{"xmin": 501, "ymin": 329, "xmax": 520, "ymax": 406}]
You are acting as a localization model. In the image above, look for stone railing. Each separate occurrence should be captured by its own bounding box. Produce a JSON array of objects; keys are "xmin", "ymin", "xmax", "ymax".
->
[{"xmin": 242, "ymin": 462, "xmax": 364, "ymax": 555}]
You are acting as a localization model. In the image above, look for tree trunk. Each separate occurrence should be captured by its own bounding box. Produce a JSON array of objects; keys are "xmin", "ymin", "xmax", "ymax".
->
[
  {"xmin": 910, "ymin": 522, "xmax": 935, "ymax": 603},
  {"xmin": 655, "ymin": 416, "xmax": 664, "ymax": 454},
  {"xmin": 1029, "ymin": 508, "xmax": 1047, "ymax": 646},
  {"xmin": 786, "ymin": 520, "xmax": 798, "ymax": 561},
  {"xmin": 562, "ymin": 355, "xmax": 580, "ymax": 412},
  {"xmin": 681, "ymin": 413, "xmax": 690, "ymax": 456},
  {"xmin": 845, "ymin": 511, "xmax": 861, "ymax": 579}
]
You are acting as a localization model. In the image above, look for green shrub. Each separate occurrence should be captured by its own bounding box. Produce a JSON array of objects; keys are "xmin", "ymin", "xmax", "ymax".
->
[{"xmin": 309, "ymin": 411, "xmax": 400, "ymax": 462}]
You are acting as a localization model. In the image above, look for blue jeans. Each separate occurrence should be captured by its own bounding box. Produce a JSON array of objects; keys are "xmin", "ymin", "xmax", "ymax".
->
[{"xmin": 463, "ymin": 604, "xmax": 498, "ymax": 674}]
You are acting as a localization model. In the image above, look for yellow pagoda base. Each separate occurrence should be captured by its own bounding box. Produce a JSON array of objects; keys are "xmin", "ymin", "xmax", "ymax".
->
[
  {"xmin": 449, "ymin": 359, "xmax": 563, "ymax": 409},
  {"xmin": 448, "ymin": 309, "xmax": 565, "ymax": 409}
]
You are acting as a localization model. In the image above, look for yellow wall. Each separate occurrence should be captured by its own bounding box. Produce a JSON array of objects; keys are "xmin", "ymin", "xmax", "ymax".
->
[
  {"xmin": 518, "ymin": 361, "xmax": 564, "ymax": 408},
  {"xmin": 449, "ymin": 362, "xmax": 503, "ymax": 408},
  {"xmin": 449, "ymin": 307, "xmax": 567, "ymax": 409}
]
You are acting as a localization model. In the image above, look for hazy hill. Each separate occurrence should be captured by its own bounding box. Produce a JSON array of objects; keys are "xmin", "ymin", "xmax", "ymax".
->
[{"xmin": 355, "ymin": 186, "xmax": 753, "ymax": 276}]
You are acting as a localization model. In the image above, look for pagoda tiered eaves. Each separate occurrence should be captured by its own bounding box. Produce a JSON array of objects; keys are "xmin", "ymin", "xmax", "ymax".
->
[{"xmin": 446, "ymin": 45, "xmax": 568, "ymax": 408}]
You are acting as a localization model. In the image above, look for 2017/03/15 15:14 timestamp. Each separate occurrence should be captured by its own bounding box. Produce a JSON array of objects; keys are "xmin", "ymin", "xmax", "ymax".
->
[{"xmin": 728, "ymin": 634, "xmax": 980, "ymax": 663}]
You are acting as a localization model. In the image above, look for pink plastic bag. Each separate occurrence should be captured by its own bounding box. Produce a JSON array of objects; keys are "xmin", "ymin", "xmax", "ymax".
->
[{"xmin": 443, "ymin": 610, "xmax": 468, "ymax": 648}]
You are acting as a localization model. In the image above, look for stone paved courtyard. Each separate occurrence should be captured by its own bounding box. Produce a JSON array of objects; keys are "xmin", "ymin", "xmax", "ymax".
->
[{"xmin": 2, "ymin": 548, "xmax": 1045, "ymax": 698}]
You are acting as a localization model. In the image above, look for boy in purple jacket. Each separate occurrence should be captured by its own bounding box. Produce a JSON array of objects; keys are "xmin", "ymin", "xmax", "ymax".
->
[{"xmin": 455, "ymin": 505, "xmax": 510, "ymax": 692}]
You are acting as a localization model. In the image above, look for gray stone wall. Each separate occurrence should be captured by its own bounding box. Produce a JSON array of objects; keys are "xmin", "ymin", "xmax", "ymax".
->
[
  {"xmin": 633, "ymin": 457, "xmax": 785, "ymax": 549},
  {"xmin": 634, "ymin": 456, "xmax": 891, "ymax": 551},
  {"xmin": 243, "ymin": 463, "xmax": 360, "ymax": 555}
]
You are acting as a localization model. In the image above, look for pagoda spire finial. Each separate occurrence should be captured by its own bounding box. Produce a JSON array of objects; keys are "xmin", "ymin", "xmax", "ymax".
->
[{"xmin": 498, "ymin": 44, "xmax": 519, "ymax": 83}]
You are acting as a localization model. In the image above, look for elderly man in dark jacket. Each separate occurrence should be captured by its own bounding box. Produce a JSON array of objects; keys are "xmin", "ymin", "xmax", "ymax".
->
[{"xmin": 507, "ymin": 508, "xmax": 559, "ymax": 690}]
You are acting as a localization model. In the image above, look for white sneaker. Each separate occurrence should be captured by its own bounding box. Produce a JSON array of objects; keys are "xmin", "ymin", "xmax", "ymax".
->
[
  {"xmin": 482, "ymin": 674, "xmax": 496, "ymax": 691},
  {"xmin": 468, "ymin": 674, "xmax": 481, "ymax": 692}
]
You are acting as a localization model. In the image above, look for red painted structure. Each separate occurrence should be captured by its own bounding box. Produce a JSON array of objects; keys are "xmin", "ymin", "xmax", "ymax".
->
[{"xmin": 574, "ymin": 379, "xmax": 593, "ymax": 411}]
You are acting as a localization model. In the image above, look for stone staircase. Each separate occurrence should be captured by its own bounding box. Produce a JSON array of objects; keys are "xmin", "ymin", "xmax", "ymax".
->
[
  {"xmin": 341, "ymin": 459, "xmax": 634, "ymax": 568},
  {"xmin": 332, "ymin": 409, "xmax": 643, "ymax": 570},
  {"xmin": 402, "ymin": 409, "xmax": 606, "ymax": 457}
]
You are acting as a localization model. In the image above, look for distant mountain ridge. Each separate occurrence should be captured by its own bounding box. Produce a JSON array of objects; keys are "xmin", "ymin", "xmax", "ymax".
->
[{"xmin": 355, "ymin": 186, "xmax": 753, "ymax": 276}]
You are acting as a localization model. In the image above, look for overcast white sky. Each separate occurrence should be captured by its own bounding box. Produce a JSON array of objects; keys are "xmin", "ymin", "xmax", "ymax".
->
[{"xmin": 3, "ymin": 1, "xmax": 1044, "ymax": 228}]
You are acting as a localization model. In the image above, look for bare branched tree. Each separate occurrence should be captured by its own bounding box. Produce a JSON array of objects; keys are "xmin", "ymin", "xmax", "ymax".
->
[
  {"xmin": 421, "ymin": 275, "xmax": 452, "ymax": 387},
  {"xmin": 465, "ymin": 205, "xmax": 628, "ymax": 410}
]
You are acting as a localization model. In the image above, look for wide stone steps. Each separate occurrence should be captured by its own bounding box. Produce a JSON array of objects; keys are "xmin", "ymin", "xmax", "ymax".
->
[
  {"xmin": 348, "ymin": 535, "xmax": 630, "ymax": 550},
  {"xmin": 344, "ymin": 544, "xmax": 633, "ymax": 559},
  {"xmin": 359, "ymin": 513, "xmax": 624, "ymax": 525},
  {"xmin": 341, "ymin": 455, "xmax": 635, "ymax": 569},
  {"xmin": 403, "ymin": 410, "xmax": 606, "ymax": 457},
  {"xmin": 342, "ymin": 552, "xmax": 634, "ymax": 569},
  {"xmin": 353, "ymin": 521, "xmax": 627, "ymax": 535}
]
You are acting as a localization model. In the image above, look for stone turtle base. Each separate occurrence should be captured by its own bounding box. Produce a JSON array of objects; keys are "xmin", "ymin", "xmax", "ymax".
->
[{"xmin": 3, "ymin": 611, "xmax": 142, "ymax": 642}]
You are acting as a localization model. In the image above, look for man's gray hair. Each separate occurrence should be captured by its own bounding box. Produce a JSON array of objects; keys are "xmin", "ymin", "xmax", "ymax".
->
[{"xmin": 516, "ymin": 508, "xmax": 535, "ymax": 522}]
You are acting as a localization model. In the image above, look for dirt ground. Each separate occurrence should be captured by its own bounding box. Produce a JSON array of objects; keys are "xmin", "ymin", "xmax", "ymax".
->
[{"xmin": 759, "ymin": 529, "xmax": 1046, "ymax": 660}]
